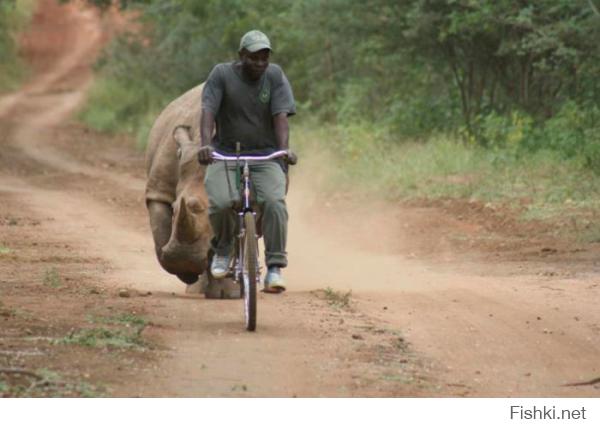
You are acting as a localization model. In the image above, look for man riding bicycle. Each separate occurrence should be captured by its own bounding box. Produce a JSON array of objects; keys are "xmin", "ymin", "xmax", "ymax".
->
[{"xmin": 197, "ymin": 30, "xmax": 297, "ymax": 292}]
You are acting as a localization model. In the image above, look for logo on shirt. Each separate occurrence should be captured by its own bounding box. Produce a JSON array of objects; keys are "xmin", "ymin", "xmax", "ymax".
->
[{"xmin": 259, "ymin": 86, "xmax": 270, "ymax": 104}]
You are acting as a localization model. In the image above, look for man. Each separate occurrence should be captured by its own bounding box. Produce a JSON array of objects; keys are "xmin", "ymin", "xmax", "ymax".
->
[{"xmin": 197, "ymin": 30, "xmax": 297, "ymax": 292}]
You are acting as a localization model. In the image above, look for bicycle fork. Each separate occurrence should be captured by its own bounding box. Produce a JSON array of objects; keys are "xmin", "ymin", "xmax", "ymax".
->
[
  {"xmin": 236, "ymin": 212, "xmax": 261, "ymax": 283},
  {"xmin": 235, "ymin": 161, "xmax": 261, "ymax": 284}
]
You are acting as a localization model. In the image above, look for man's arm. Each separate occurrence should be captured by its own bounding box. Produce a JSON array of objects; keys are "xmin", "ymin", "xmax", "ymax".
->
[
  {"xmin": 273, "ymin": 112, "xmax": 297, "ymax": 165},
  {"xmin": 273, "ymin": 112, "xmax": 289, "ymax": 150},
  {"xmin": 198, "ymin": 109, "xmax": 215, "ymax": 164},
  {"xmin": 200, "ymin": 109, "xmax": 215, "ymax": 147},
  {"xmin": 198, "ymin": 65, "xmax": 223, "ymax": 165}
]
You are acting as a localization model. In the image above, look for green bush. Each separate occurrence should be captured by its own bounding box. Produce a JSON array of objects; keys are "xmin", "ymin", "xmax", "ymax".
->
[
  {"xmin": 582, "ymin": 135, "xmax": 600, "ymax": 172},
  {"xmin": 296, "ymin": 122, "xmax": 600, "ymax": 226},
  {"xmin": 532, "ymin": 102, "xmax": 600, "ymax": 172},
  {"xmin": 0, "ymin": 0, "xmax": 35, "ymax": 92},
  {"xmin": 477, "ymin": 111, "xmax": 534, "ymax": 157},
  {"xmin": 542, "ymin": 101, "xmax": 588, "ymax": 158},
  {"xmin": 80, "ymin": 77, "xmax": 167, "ymax": 145},
  {"xmin": 469, "ymin": 102, "xmax": 600, "ymax": 173}
]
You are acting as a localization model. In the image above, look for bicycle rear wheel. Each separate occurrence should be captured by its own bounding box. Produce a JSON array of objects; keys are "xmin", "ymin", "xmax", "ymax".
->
[{"xmin": 242, "ymin": 211, "xmax": 258, "ymax": 331}]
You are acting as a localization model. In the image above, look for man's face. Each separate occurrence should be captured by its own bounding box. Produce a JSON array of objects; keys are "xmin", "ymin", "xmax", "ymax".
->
[{"xmin": 239, "ymin": 48, "xmax": 270, "ymax": 81}]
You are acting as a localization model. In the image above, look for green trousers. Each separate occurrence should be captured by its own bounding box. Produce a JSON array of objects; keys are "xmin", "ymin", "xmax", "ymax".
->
[{"xmin": 204, "ymin": 160, "xmax": 288, "ymax": 268}]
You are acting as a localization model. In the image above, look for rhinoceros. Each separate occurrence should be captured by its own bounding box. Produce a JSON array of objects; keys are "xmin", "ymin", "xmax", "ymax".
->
[{"xmin": 145, "ymin": 83, "xmax": 238, "ymax": 298}]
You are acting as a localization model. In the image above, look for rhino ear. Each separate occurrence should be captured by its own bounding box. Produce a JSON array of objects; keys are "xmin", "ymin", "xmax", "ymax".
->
[
  {"xmin": 173, "ymin": 125, "xmax": 196, "ymax": 163},
  {"xmin": 173, "ymin": 125, "xmax": 192, "ymax": 149},
  {"xmin": 174, "ymin": 197, "xmax": 201, "ymax": 243}
]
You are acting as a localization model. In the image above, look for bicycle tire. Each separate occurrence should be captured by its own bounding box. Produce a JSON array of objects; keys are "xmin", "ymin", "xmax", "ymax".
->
[{"xmin": 242, "ymin": 211, "xmax": 258, "ymax": 331}]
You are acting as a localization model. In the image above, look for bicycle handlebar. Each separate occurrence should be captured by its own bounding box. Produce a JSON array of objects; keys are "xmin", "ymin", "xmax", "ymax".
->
[{"xmin": 211, "ymin": 150, "xmax": 289, "ymax": 162}]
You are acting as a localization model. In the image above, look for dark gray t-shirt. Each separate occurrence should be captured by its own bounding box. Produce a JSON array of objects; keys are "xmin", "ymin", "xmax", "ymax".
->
[{"xmin": 202, "ymin": 61, "xmax": 296, "ymax": 155}]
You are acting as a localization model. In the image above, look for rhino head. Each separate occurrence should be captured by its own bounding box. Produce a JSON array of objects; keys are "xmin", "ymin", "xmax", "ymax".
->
[{"xmin": 159, "ymin": 127, "xmax": 212, "ymax": 283}]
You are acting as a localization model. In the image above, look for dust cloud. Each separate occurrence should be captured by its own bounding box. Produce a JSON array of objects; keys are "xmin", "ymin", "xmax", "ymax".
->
[{"xmin": 283, "ymin": 148, "xmax": 428, "ymax": 293}]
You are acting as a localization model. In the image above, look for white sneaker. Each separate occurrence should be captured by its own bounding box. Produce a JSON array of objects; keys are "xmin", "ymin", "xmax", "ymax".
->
[
  {"xmin": 211, "ymin": 254, "xmax": 230, "ymax": 279},
  {"xmin": 264, "ymin": 267, "xmax": 286, "ymax": 291}
]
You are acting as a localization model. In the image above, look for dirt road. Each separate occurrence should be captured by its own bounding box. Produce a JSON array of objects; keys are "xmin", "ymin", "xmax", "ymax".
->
[{"xmin": 1, "ymin": 0, "xmax": 598, "ymax": 397}]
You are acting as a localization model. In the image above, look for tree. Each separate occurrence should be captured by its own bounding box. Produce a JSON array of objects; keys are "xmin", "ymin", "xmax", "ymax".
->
[{"xmin": 405, "ymin": 0, "xmax": 600, "ymax": 132}]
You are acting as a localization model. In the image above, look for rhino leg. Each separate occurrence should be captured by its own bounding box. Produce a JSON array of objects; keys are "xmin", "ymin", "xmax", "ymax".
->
[
  {"xmin": 205, "ymin": 276, "xmax": 241, "ymax": 299},
  {"xmin": 185, "ymin": 274, "xmax": 208, "ymax": 294},
  {"xmin": 204, "ymin": 251, "xmax": 241, "ymax": 299},
  {"xmin": 147, "ymin": 200, "xmax": 172, "ymax": 262}
]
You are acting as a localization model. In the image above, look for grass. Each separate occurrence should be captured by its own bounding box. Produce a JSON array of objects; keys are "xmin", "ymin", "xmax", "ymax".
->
[
  {"xmin": 0, "ymin": 0, "xmax": 36, "ymax": 93},
  {"xmin": 0, "ymin": 245, "xmax": 11, "ymax": 255},
  {"xmin": 88, "ymin": 312, "xmax": 148, "ymax": 329},
  {"xmin": 79, "ymin": 77, "xmax": 167, "ymax": 149},
  {"xmin": 56, "ymin": 327, "xmax": 145, "ymax": 349},
  {"xmin": 294, "ymin": 122, "xmax": 600, "ymax": 239},
  {"xmin": 579, "ymin": 224, "xmax": 600, "ymax": 244},
  {"xmin": 322, "ymin": 287, "xmax": 352, "ymax": 309},
  {"xmin": 0, "ymin": 368, "xmax": 104, "ymax": 397},
  {"xmin": 43, "ymin": 267, "xmax": 62, "ymax": 289},
  {"xmin": 59, "ymin": 312, "xmax": 149, "ymax": 349}
]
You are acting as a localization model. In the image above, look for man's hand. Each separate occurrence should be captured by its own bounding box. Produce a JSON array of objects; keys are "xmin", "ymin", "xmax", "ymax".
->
[
  {"xmin": 197, "ymin": 145, "xmax": 214, "ymax": 165},
  {"xmin": 286, "ymin": 150, "xmax": 298, "ymax": 166}
]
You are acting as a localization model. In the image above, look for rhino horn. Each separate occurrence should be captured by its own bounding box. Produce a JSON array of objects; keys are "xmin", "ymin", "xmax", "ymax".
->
[{"xmin": 174, "ymin": 197, "xmax": 200, "ymax": 243}]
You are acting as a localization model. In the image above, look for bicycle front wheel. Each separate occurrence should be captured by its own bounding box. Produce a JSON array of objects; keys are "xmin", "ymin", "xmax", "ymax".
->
[{"xmin": 242, "ymin": 211, "xmax": 258, "ymax": 331}]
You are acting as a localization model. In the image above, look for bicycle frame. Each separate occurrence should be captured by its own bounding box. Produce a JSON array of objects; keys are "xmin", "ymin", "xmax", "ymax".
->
[
  {"xmin": 211, "ymin": 149, "xmax": 288, "ymax": 330},
  {"xmin": 210, "ymin": 149, "xmax": 289, "ymax": 330},
  {"xmin": 211, "ymin": 149, "xmax": 289, "ymax": 281},
  {"xmin": 237, "ymin": 159, "xmax": 258, "ymax": 287}
]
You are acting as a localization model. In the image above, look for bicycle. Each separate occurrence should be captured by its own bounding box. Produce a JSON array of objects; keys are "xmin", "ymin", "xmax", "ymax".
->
[{"xmin": 211, "ymin": 148, "xmax": 291, "ymax": 331}]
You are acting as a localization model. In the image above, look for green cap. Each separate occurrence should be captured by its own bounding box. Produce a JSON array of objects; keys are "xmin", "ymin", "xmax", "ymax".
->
[{"xmin": 239, "ymin": 30, "xmax": 272, "ymax": 53}]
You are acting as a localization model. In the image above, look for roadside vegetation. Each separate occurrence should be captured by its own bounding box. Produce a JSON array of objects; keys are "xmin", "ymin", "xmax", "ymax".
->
[
  {"xmin": 43, "ymin": 267, "xmax": 63, "ymax": 289},
  {"xmin": 320, "ymin": 287, "xmax": 353, "ymax": 310},
  {"xmin": 0, "ymin": 368, "xmax": 103, "ymax": 398},
  {"xmin": 0, "ymin": 0, "xmax": 35, "ymax": 92},
  {"xmin": 296, "ymin": 122, "xmax": 600, "ymax": 232},
  {"xmin": 72, "ymin": 0, "xmax": 600, "ymax": 235},
  {"xmin": 59, "ymin": 312, "xmax": 150, "ymax": 349}
]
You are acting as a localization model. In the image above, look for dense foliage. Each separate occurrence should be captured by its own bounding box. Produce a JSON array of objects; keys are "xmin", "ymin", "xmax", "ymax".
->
[
  {"xmin": 0, "ymin": 0, "xmax": 33, "ymax": 91},
  {"xmin": 0, "ymin": 2, "xmax": 18, "ymax": 68},
  {"xmin": 80, "ymin": 0, "xmax": 600, "ymax": 171}
]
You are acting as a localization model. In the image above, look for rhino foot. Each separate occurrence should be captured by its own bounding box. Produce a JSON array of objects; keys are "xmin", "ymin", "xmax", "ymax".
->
[
  {"xmin": 185, "ymin": 275, "xmax": 208, "ymax": 295},
  {"xmin": 205, "ymin": 277, "xmax": 241, "ymax": 299}
]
